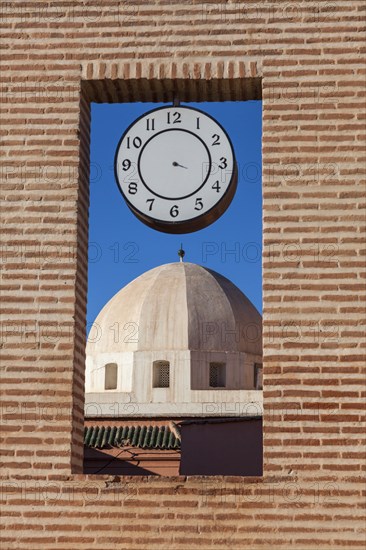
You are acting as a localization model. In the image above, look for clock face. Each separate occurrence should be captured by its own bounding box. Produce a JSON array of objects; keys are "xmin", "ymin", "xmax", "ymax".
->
[{"xmin": 114, "ymin": 105, "xmax": 237, "ymax": 233}]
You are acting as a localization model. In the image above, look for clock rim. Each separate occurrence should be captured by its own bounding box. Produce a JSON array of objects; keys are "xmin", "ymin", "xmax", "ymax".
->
[{"xmin": 114, "ymin": 104, "xmax": 238, "ymax": 233}]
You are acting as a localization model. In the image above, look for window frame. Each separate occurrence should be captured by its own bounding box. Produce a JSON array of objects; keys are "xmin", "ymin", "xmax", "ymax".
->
[
  {"xmin": 104, "ymin": 362, "xmax": 118, "ymax": 390},
  {"xmin": 152, "ymin": 360, "xmax": 170, "ymax": 388},
  {"xmin": 209, "ymin": 362, "xmax": 226, "ymax": 389}
]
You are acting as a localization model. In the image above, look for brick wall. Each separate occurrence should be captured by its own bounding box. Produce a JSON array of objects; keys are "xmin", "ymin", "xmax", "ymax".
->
[{"xmin": 1, "ymin": 1, "xmax": 365, "ymax": 548}]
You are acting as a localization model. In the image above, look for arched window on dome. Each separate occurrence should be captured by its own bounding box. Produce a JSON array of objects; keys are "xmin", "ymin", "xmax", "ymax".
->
[
  {"xmin": 209, "ymin": 362, "xmax": 226, "ymax": 388},
  {"xmin": 153, "ymin": 360, "xmax": 170, "ymax": 388},
  {"xmin": 104, "ymin": 363, "xmax": 118, "ymax": 390}
]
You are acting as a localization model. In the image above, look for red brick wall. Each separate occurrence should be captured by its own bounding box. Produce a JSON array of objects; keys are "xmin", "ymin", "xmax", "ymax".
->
[{"xmin": 1, "ymin": 2, "xmax": 365, "ymax": 548}]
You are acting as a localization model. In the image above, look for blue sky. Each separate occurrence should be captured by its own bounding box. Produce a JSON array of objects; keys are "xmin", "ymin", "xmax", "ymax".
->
[{"xmin": 87, "ymin": 101, "xmax": 262, "ymax": 329}]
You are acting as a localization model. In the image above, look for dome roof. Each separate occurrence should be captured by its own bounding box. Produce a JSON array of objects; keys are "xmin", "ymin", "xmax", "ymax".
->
[{"xmin": 87, "ymin": 262, "xmax": 262, "ymax": 356}]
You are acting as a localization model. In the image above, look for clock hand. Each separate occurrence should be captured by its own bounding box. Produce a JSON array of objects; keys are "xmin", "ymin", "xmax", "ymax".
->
[{"xmin": 172, "ymin": 161, "xmax": 188, "ymax": 169}]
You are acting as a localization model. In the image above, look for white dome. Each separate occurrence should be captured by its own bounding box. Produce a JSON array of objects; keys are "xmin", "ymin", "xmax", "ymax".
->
[{"xmin": 87, "ymin": 262, "xmax": 262, "ymax": 357}]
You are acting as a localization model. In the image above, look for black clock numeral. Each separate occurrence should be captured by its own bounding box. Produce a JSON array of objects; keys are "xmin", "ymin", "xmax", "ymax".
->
[
  {"xmin": 126, "ymin": 137, "xmax": 142, "ymax": 149},
  {"xmin": 122, "ymin": 159, "xmax": 131, "ymax": 171},
  {"xmin": 196, "ymin": 117, "xmax": 200, "ymax": 130},
  {"xmin": 146, "ymin": 198, "xmax": 155, "ymax": 211},
  {"xmin": 212, "ymin": 180, "xmax": 221, "ymax": 193},
  {"xmin": 194, "ymin": 198, "xmax": 203, "ymax": 211},
  {"xmin": 170, "ymin": 205, "xmax": 179, "ymax": 218},
  {"xmin": 219, "ymin": 157, "xmax": 227, "ymax": 169},
  {"xmin": 128, "ymin": 182, "xmax": 138, "ymax": 194},
  {"xmin": 146, "ymin": 118, "xmax": 155, "ymax": 131},
  {"xmin": 212, "ymin": 134, "xmax": 220, "ymax": 146},
  {"xmin": 167, "ymin": 111, "xmax": 181, "ymax": 124}
]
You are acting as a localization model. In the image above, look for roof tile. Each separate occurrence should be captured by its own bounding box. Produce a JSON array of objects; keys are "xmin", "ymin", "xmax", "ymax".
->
[{"xmin": 84, "ymin": 425, "xmax": 181, "ymax": 450}]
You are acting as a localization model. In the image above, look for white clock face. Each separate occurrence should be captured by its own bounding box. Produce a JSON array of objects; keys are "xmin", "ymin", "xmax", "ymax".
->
[{"xmin": 115, "ymin": 106, "xmax": 237, "ymax": 233}]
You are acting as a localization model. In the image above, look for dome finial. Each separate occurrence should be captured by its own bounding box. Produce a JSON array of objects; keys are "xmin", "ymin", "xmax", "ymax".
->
[{"xmin": 178, "ymin": 244, "xmax": 185, "ymax": 262}]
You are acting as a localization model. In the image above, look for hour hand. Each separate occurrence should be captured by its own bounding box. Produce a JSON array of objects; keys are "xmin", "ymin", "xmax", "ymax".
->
[{"xmin": 172, "ymin": 161, "xmax": 188, "ymax": 169}]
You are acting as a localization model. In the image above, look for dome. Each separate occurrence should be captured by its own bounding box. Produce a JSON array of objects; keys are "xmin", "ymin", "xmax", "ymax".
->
[{"xmin": 87, "ymin": 262, "xmax": 262, "ymax": 357}]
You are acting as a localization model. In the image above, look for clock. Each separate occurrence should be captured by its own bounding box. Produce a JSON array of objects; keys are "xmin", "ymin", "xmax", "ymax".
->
[{"xmin": 114, "ymin": 105, "xmax": 238, "ymax": 233}]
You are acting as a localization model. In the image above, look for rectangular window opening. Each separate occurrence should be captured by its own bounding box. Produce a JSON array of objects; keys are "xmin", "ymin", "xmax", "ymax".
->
[
  {"xmin": 153, "ymin": 361, "xmax": 170, "ymax": 388},
  {"xmin": 254, "ymin": 363, "xmax": 263, "ymax": 390},
  {"xmin": 104, "ymin": 363, "xmax": 118, "ymax": 390},
  {"xmin": 209, "ymin": 362, "xmax": 226, "ymax": 388},
  {"xmin": 81, "ymin": 77, "xmax": 263, "ymax": 477}
]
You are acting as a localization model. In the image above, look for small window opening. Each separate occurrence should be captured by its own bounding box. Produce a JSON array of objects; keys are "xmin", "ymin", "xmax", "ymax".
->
[
  {"xmin": 254, "ymin": 363, "xmax": 263, "ymax": 390},
  {"xmin": 209, "ymin": 362, "xmax": 226, "ymax": 388},
  {"xmin": 105, "ymin": 363, "xmax": 118, "ymax": 390},
  {"xmin": 153, "ymin": 360, "xmax": 170, "ymax": 388}
]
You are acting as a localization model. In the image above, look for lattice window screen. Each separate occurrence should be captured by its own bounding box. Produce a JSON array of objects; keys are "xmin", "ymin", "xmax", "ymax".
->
[
  {"xmin": 209, "ymin": 362, "xmax": 226, "ymax": 388},
  {"xmin": 153, "ymin": 361, "xmax": 170, "ymax": 388},
  {"xmin": 158, "ymin": 365, "xmax": 170, "ymax": 388}
]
